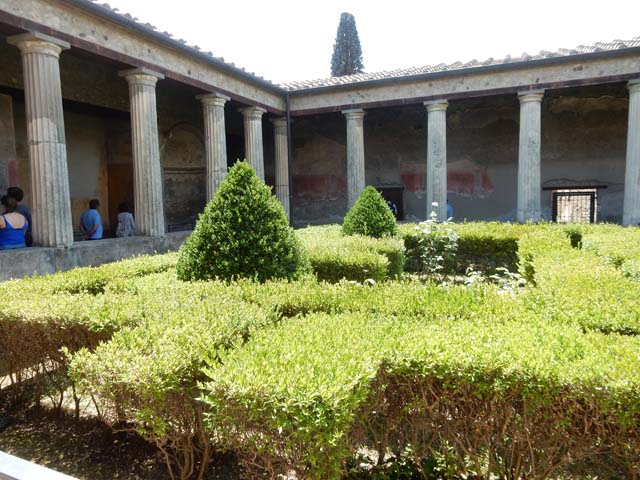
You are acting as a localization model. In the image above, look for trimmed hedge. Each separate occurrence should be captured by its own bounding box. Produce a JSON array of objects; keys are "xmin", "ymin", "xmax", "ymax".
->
[
  {"xmin": 297, "ymin": 225, "xmax": 404, "ymax": 282},
  {"xmin": 342, "ymin": 186, "xmax": 397, "ymax": 238},
  {"xmin": 70, "ymin": 279, "xmax": 267, "ymax": 480},
  {"xmin": 3, "ymin": 223, "xmax": 640, "ymax": 480},
  {"xmin": 176, "ymin": 161, "xmax": 307, "ymax": 282},
  {"xmin": 203, "ymin": 312, "xmax": 640, "ymax": 479},
  {"xmin": 399, "ymin": 222, "xmax": 523, "ymax": 274}
]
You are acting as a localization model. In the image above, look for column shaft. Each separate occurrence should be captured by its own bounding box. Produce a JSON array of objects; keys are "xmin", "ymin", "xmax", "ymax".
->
[
  {"xmin": 8, "ymin": 32, "xmax": 73, "ymax": 247},
  {"xmin": 119, "ymin": 68, "xmax": 165, "ymax": 236},
  {"xmin": 343, "ymin": 109, "xmax": 366, "ymax": 209},
  {"xmin": 517, "ymin": 91, "xmax": 544, "ymax": 222},
  {"xmin": 623, "ymin": 80, "xmax": 640, "ymax": 226},
  {"xmin": 272, "ymin": 117, "xmax": 290, "ymax": 216},
  {"xmin": 240, "ymin": 106, "xmax": 266, "ymax": 180},
  {"xmin": 199, "ymin": 93, "xmax": 229, "ymax": 201},
  {"xmin": 425, "ymin": 100, "xmax": 448, "ymax": 221}
]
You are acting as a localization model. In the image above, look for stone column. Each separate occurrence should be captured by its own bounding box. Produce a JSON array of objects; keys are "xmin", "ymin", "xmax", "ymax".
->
[
  {"xmin": 119, "ymin": 67, "xmax": 165, "ymax": 236},
  {"xmin": 271, "ymin": 117, "xmax": 290, "ymax": 217},
  {"xmin": 198, "ymin": 93, "xmax": 229, "ymax": 201},
  {"xmin": 424, "ymin": 100, "xmax": 448, "ymax": 221},
  {"xmin": 239, "ymin": 106, "xmax": 266, "ymax": 180},
  {"xmin": 517, "ymin": 90, "xmax": 544, "ymax": 223},
  {"xmin": 623, "ymin": 79, "xmax": 640, "ymax": 226},
  {"xmin": 342, "ymin": 109, "xmax": 366, "ymax": 209},
  {"xmin": 7, "ymin": 32, "xmax": 73, "ymax": 247}
]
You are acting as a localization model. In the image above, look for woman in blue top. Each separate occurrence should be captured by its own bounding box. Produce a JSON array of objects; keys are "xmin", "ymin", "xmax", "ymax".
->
[{"xmin": 0, "ymin": 195, "xmax": 28, "ymax": 250}]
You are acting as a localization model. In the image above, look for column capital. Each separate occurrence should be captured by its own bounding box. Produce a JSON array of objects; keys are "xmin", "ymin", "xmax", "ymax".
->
[
  {"xmin": 119, "ymin": 67, "xmax": 164, "ymax": 86},
  {"xmin": 342, "ymin": 108, "xmax": 366, "ymax": 117},
  {"xmin": 239, "ymin": 106, "xmax": 266, "ymax": 119},
  {"xmin": 7, "ymin": 32, "xmax": 70, "ymax": 58},
  {"xmin": 518, "ymin": 90, "xmax": 545, "ymax": 103},
  {"xmin": 271, "ymin": 117, "xmax": 288, "ymax": 129},
  {"xmin": 628, "ymin": 79, "xmax": 640, "ymax": 94},
  {"xmin": 197, "ymin": 92, "xmax": 230, "ymax": 107},
  {"xmin": 424, "ymin": 99, "xmax": 448, "ymax": 112}
]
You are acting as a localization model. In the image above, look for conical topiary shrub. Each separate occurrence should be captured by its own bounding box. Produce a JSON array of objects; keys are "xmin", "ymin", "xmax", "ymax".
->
[
  {"xmin": 177, "ymin": 161, "xmax": 307, "ymax": 282},
  {"xmin": 342, "ymin": 186, "xmax": 397, "ymax": 238}
]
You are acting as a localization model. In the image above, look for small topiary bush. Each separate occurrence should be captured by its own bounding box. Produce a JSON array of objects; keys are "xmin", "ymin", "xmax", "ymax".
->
[
  {"xmin": 342, "ymin": 186, "xmax": 397, "ymax": 238},
  {"xmin": 176, "ymin": 161, "xmax": 307, "ymax": 282}
]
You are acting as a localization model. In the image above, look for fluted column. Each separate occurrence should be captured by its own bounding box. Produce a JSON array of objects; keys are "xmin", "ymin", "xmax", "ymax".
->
[
  {"xmin": 239, "ymin": 106, "xmax": 266, "ymax": 180},
  {"xmin": 623, "ymin": 79, "xmax": 640, "ymax": 226},
  {"xmin": 198, "ymin": 93, "xmax": 229, "ymax": 201},
  {"xmin": 7, "ymin": 32, "xmax": 73, "ymax": 247},
  {"xmin": 343, "ymin": 109, "xmax": 366, "ymax": 209},
  {"xmin": 119, "ymin": 67, "xmax": 165, "ymax": 236},
  {"xmin": 425, "ymin": 100, "xmax": 448, "ymax": 221},
  {"xmin": 271, "ymin": 117, "xmax": 290, "ymax": 217},
  {"xmin": 517, "ymin": 90, "xmax": 544, "ymax": 223}
]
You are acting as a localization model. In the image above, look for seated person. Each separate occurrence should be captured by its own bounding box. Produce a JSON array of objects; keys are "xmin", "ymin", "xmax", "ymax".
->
[
  {"xmin": 7, "ymin": 187, "xmax": 32, "ymax": 246},
  {"xmin": 79, "ymin": 199, "xmax": 103, "ymax": 240},
  {"xmin": 0, "ymin": 195, "xmax": 28, "ymax": 250}
]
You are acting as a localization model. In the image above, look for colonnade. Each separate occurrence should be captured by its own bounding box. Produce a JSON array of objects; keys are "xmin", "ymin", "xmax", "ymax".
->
[
  {"xmin": 7, "ymin": 31, "xmax": 292, "ymax": 247},
  {"xmin": 7, "ymin": 31, "xmax": 640, "ymax": 249},
  {"xmin": 342, "ymin": 83, "xmax": 640, "ymax": 225}
]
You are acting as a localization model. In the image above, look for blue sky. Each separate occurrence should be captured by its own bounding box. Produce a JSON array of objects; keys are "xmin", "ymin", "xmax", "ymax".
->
[{"xmin": 108, "ymin": 0, "xmax": 640, "ymax": 84}]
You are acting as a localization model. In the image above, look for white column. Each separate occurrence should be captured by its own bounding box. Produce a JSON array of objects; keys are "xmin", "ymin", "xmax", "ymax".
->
[
  {"xmin": 239, "ymin": 106, "xmax": 266, "ymax": 180},
  {"xmin": 119, "ymin": 67, "xmax": 165, "ymax": 236},
  {"xmin": 517, "ymin": 90, "xmax": 544, "ymax": 223},
  {"xmin": 7, "ymin": 32, "xmax": 73, "ymax": 247},
  {"xmin": 271, "ymin": 117, "xmax": 290, "ymax": 217},
  {"xmin": 198, "ymin": 93, "xmax": 229, "ymax": 201},
  {"xmin": 424, "ymin": 100, "xmax": 448, "ymax": 221},
  {"xmin": 623, "ymin": 79, "xmax": 640, "ymax": 226},
  {"xmin": 342, "ymin": 109, "xmax": 366, "ymax": 209}
]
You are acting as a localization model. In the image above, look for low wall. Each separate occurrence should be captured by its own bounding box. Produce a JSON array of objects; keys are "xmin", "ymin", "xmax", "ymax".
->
[{"xmin": 0, "ymin": 232, "xmax": 189, "ymax": 281}]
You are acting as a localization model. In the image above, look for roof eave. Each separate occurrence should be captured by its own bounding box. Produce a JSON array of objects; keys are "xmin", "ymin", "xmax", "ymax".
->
[
  {"xmin": 287, "ymin": 46, "xmax": 640, "ymax": 95},
  {"xmin": 60, "ymin": 0, "xmax": 286, "ymax": 94}
]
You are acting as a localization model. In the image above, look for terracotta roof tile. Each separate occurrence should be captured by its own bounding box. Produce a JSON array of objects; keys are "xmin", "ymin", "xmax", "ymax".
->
[{"xmin": 281, "ymin": 35, "xmax": 640, "ymax": 91}]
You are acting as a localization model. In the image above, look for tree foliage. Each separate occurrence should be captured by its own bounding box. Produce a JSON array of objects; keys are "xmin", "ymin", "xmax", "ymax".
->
[
  {"xmin": 342, "ymin": 186, "xmax": 397, "ymax": 238},
  {"xmin": 176, "ymin": 161, "xmax": 307, "ymax": 282},
  {"xmin": 330, "ymin": 12, "xmax": 364, "ymax": 77}
]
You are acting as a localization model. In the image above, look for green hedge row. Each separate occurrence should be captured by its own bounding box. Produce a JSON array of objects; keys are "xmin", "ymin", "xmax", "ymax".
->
[
  {"xmin": 203, "ymin": 311, "xmax": 640, "ymax": 479},
  {"xmin": 297, "ymin": 225, "xmax": 404, "ymax": 282}
]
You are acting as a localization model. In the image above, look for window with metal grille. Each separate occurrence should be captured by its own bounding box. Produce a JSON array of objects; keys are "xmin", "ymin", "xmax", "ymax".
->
[{"xmin": 551, "ymin": 188, "xmax": 597, "ymax": 223}]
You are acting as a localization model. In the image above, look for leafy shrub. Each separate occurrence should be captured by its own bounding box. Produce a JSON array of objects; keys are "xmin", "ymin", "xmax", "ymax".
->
[
  {"xmin": 176, "ymin": 161, "xmax": 307, "ymax": 282},
  {"xmin": 412, "ymin": 213, "xmax": 459, "ymax": 278},
  {"xmin": 342, "ymin": 186, "xmax": 397, "ymax": 238},
  {"xmin": 202, "ymin": 312, "xmax": 640, "ymax": 480},
  {"xmin": 297, "ymin": 225, "xmax": 404, "ymax": 282}
]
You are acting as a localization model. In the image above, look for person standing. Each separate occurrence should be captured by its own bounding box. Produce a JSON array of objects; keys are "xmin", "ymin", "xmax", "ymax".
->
[
  {"xmin": 115, "ymin": 201, "xmax": 135, "ymax": 237},
  {"xmin": 7, "ymin": 187, "xmax": 32, "ymax": 246},
  {"xmin": 0, "ymin": 195, "xmax": 28, "ymax": 250},
  {"xmin": 79, "ymin": 199, "xmax": 103, "ymax": 240}
]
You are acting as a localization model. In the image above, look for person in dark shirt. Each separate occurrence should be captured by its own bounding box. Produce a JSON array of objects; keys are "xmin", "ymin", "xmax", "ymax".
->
[{"xmin": 7, "ymin": 187, "xmax": 32, "ymax": 246}]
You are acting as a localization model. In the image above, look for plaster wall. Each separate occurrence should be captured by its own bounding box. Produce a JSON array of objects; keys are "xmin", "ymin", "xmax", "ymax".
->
[{"xmin": 291, "ymin": 84, "xmax": 629, "ymax": 224}]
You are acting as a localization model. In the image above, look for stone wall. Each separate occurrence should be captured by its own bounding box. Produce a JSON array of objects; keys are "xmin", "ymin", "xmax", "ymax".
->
[{"xmin": 291, "ymin": 83, "xmax": 629, "ymax": 224}]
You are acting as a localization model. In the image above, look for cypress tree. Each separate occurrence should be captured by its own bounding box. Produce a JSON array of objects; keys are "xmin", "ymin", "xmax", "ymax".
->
[{"xmin": 330, "ymin": 12, "xmax": 364, "ymax": 77}]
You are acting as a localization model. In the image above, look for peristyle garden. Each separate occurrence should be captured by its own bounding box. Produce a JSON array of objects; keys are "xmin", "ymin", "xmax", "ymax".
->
[{"xmin": 1, "ymin": 162, "xmax": 640, "ymax": 480}]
